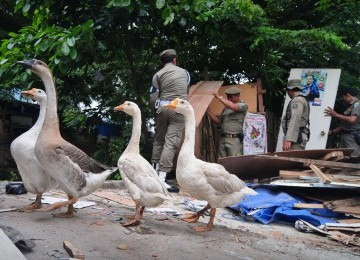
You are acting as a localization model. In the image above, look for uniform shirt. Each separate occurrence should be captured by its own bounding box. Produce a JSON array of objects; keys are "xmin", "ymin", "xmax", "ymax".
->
[
  {"xmin": 152, "ymin": 63, "xmax": 188, "ymax": 101},
  {"xmin": 341, "ymin": 98, "xmax": 360, "ymax": 132},
  {"xmin": 282, "ymin": 94, "xmax": 310, "ymax": 142},
  {"xmin": 221, "ymin": 101, "xmax": 248, "ymax": 134}
]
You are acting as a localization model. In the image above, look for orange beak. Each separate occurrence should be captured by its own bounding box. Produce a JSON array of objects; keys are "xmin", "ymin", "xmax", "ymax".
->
[
  {"xmin": 163, "ymin": 98, "xmax": 179, "ymax": 110},
  {"xmin": 21, "ymin": 88, "xmax": 37, "ymax": 99},
  {"xmin": 114, "ymin": 103, "xmax": 126, "ymax": 111}
]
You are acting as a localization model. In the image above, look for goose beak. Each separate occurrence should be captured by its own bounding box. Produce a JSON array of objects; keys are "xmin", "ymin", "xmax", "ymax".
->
[
  {"xmin": 114, "ymin": 104, "xmax": 125, "ymax": 111},
  {"xmin": 163, "ymin": 98, "xmax": 179, "ymax": 110},
  {"xmin": 17, "ymin": 59, "xmax": 36, "ymax": 69},
  {"xmin": 21, "ymin": 88, "xmax": 37, "ymax": 99}
]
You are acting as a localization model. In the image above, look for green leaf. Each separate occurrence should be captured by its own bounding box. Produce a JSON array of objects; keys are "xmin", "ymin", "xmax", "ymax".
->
[
  {"xmin": 22, "ymin": 3, "xmax": 30, "ymax": 13},
  {"xmin": 110, "ymin": 0, "xmax": 131, "ymax": 7},
  {"xmin": 156, "ymin": 0, "xmax": 165, "ymax": 9},
  {"xmin": 61, "ymin": 42, "xmax": 70, "ymax": 56},
  {"xmin": 40, "ymin": 41, "xmax": 50, "ymax": 51},
  {"xmin": 67, "ymin": 37, "xmax": 76, "ymax": 47},
  {"xmin": 7, "ymin": 43, "xmax": 15, "ymax": 50},
  {"xmin": 70, "ymin": 48, "xmax": 78, "ymax": 60},
  {"xmin": 34, "ymin": 38, "xmax": 42, "ymax": 46},
  {"xmin": 0, "ymin": 59, "xmax": 8, "ymax": 65}
]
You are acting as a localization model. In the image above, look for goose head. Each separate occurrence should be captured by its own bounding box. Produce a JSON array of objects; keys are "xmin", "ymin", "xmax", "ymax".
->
[
  {"xmin": 164, "ymin": 98, "xmax": 192, "ymax": 115},
  {"xmin": 114, "ymin": 101, "xmax": 140, "ymax": 117},
  {"xmin": 17, "ymin": 59, "xmax": 51, "ymax": 77},
  {"xmin": 21, "ymin": 88, "xmax": 46, "ymax": 102}
]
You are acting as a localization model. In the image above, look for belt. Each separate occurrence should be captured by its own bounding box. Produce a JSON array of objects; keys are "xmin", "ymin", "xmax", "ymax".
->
[
  {"xmin": 159, "ymin": 100, "xmax": 170, "ymax": 106},
  {"xmin": 221, "ymin": 133, "xmax": 238, "ymax": 138},
  {"xmin": 155, "ymin": 99, "xmax": 170, "ymax": 109}
]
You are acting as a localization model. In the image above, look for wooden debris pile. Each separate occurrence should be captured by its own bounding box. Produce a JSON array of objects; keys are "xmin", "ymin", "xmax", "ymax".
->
[{"xmin": 257, "ymin": 149, "xmax": 360, "ymax": 247}]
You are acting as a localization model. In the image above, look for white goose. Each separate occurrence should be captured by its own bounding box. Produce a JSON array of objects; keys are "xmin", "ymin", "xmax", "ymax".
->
[
  {"xmin": 10, "ymin": 88, "xmax": 58, "ymax": 210},
  {"xmin": 17, "ymin": 59, "xmax": 116, "ymax": 217},
  {"xmin": 165, "ymin": 98, "xmax": 257, "ymax": 231},
  {"xmin": 114, "ymin": 101, "xmax": 170, "ymax": 226}
]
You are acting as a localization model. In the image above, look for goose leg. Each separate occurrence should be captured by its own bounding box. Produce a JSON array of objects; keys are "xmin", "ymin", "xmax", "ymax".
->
[
  {"xmin": 122, "ymin": 200, "xmax": 142, "ymax": 227},
  {"xmin": 193, "ymin": 208, "xmax": 216, "ymax": 232},
  {"xmin": 52, "ymin": 196, "xmax": 78, "ymax": 218},
  {"xmin": 181, "ymin": 203, "xmax": 211, "ymax": 223},
  {"xmin": 35, "ymin": 195, "xmax": 77, "ymax": 218},
  {"xmin": 19, "ymin": 192, "xmax": 43, "ymax": 211}
]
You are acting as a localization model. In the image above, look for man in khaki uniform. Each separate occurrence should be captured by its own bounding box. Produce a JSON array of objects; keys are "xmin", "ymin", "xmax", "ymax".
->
[
  {"xmin": 150, "ymin": 49, "xmax": 189, "ymax": 192},
  {"xmin": 282, "ymin": 79, "xmax": 310, "ymax": 151},
  {"xmin": 325, "ymin": 88, "xmax": 360, "ymax": 156},
  {"xmin": 207, "ymin": 86, "xmax": 248, "ymax": 157}
]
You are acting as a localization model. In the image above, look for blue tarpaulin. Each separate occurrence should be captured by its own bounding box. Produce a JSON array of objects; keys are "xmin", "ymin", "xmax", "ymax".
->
[{"xmin": 229, "ymin": 187, "xmax": 342, "ymax": 226}]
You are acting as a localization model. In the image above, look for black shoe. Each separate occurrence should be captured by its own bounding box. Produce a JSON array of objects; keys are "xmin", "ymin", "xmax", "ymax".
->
[{"xmin": 165, "ymin": 181, "xmax": 179, "ymax": 193}]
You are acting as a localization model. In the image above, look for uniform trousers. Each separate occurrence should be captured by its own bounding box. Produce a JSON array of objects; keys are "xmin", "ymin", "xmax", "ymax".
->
[
  {"xmin": 151, "ymin": 107, "xmax": 184, "ymax": 172},
  {"xmin": 218, "ymin": 137, "xmax": 242, "ymax": 158},
  {"xmin": 341, "ymin": 133, "xmax": 360, "ymax": 157}
]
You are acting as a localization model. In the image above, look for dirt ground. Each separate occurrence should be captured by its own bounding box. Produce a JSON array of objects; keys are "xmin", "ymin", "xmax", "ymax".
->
[{"xmin": 0, "ymin": 181, "xmax": 359, "ymax": 260}]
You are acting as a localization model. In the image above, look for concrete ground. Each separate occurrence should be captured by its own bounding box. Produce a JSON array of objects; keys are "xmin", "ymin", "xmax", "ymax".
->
[{"xmin": 0, "ymin": 181, "xmax": 359, "ymax": 260}]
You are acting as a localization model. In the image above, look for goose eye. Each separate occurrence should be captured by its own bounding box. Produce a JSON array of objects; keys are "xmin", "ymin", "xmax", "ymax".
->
[{"xmin": 180, "ymin": 101, "xmax": 184, "ymax": 104}]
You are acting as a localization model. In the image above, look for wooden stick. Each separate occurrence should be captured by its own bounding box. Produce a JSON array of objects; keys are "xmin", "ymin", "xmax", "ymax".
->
[
  {"xmin": 256, "ymin": 155, "xmax": 360, "ymax": 170},
  {"xmin": 309, "ymin": 164, "xmax": 332, "ymax": 184},
  {"xmin": 63, "ymin": 241, "xmax": 85, "ymax": 259},
  {"xmin": 294, "ymin": 203, "xmax": 324, "ymax": 209}
]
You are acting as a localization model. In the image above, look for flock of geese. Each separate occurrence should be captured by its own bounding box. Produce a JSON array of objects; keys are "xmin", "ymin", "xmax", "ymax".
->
[{"xmin": 10, "ymin": 59, "xmax": 257, "ymax": 232}]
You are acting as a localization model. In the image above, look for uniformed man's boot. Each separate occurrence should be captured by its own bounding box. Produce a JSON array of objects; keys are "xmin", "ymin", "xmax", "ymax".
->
[{"xmin": 158, "ymin": 171, "xmax": 179, "ymax": 193}]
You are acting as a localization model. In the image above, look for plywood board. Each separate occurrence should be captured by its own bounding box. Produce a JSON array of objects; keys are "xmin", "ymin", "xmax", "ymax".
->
[
  {"xmin": 92, "ymin": 190, "xmax": 135, "ymax": 207},
  {"xmin": 208, "ymin": 83, "xmax": 258, "ymax": 116},
  {"xmin": 218, "ymin": 148, "xmax": 353, "ymax": 180},
  {"xmin": 188, "ymin": 81, "xmax": 224, "ymax": 127}
]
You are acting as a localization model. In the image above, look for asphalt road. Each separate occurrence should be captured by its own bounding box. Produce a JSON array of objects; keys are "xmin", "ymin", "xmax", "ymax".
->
[{"xmin": 0, "ymin": 183, "xmax": 359, "ymax": 260}]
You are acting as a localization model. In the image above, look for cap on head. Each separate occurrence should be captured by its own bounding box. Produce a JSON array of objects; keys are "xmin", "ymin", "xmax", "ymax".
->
[
  {"xmin": 160, "ymin": 49, "xmax": 177, "ymax": 59},
  {"xmin": 286, "ymin": 79, "xmax": 304, "ymax": 90},
  {"xmin": 225, "ymin": 86, "xmax": 240, "ymax": 95}
]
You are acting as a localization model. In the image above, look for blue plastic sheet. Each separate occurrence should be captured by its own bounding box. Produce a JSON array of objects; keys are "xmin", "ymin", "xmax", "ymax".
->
[{"xmin": 230, "ymin": 187, "xmax": 342, "ymax": 226}]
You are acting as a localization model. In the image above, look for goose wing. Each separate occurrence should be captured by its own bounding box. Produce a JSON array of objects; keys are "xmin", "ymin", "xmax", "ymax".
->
[
  {"xmin": 57, "ymin": 141, "xmax": 111, "ymax": 173},
  {"xmin": 119, "ymin": 154, "xmax": 168, "ymax": 194},
  {"xmin": 201, "ymin": 162, "xmax": 247, "ymax": 194}
]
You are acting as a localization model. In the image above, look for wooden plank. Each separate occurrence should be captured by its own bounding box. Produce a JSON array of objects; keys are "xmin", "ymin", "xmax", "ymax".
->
[
  {"xmin": 332, "ymin": 206, "xmax": 360, "ymax": 215},
  {"xmin": 273, "ymin": 148, "xmax": 354, "ymax": 159},
  {"xmin": 63, "ymin": 240, "xmax": 85, "ymax": 259},
  {"xmin": 293, "ymin": 203, "xmax": 324, "ymax": 209},
  {"xmin": 0, "ymin": 229, "xmax": 26, "ymax": 260},
  {"xmin": 337, "ymin": 219, "xmax": 360, "ymax": 224},
  {"xmin": 256, "ymin": 154, "xmax": 360, "ymax": 170},
  {"xmin": 323, "ymin": 197, "xmax": 360, "ymax": 209},
  {"xmin": 279, "ymin": 170, "xmax": 316, "ymax": 179},
  {"xmin": 320, "ymin": 151, "xmax": 344, "ymax": 161},
  {"xmin": 309, "ymin": 164, "xmax": 332, "ymax": 184},
  {"xmin": 92, "ymin": 190, "xmax": 135, "ymax": 207},
  {"xmin": 0, "ymin": 208, "xmax": 17, "ymax": 213}
]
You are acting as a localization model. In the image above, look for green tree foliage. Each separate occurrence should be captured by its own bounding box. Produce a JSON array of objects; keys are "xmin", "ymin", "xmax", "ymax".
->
[{"xmin": 0, "ymin": 0, "xmax": 359, "ymax": 162}]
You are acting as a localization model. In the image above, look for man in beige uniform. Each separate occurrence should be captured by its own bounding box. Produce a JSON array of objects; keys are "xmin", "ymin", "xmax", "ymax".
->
[
  {"xmin": 282, "ymin": 79, "xmax": 310, "ymax": 151},
  {"xmin": 325, "ymin": 88, "xmax": 360, "ymax": 157},
  {"xmin": 207, "ymin": 86, "xmax": 248, "ymax": 157},
  {"xmin": 150, "ymin": 49, "xmax": 189, "ymax": 192}
]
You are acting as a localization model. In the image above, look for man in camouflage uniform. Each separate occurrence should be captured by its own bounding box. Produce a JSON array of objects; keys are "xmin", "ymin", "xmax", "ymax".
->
[
  {"xmin": 282, "ymin": 79, "xmax": 310, "ymax": 151},
  {"xmin": 325, "ymin": 88, "xmax": 360, "ymax": 157},
  {"xmin": 207, "ymin": 86, "xmax": 248, "ymax": 157},
  {"xmin": 150, "ymin": 49, "xmax": 190, "ymax": 192}
]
